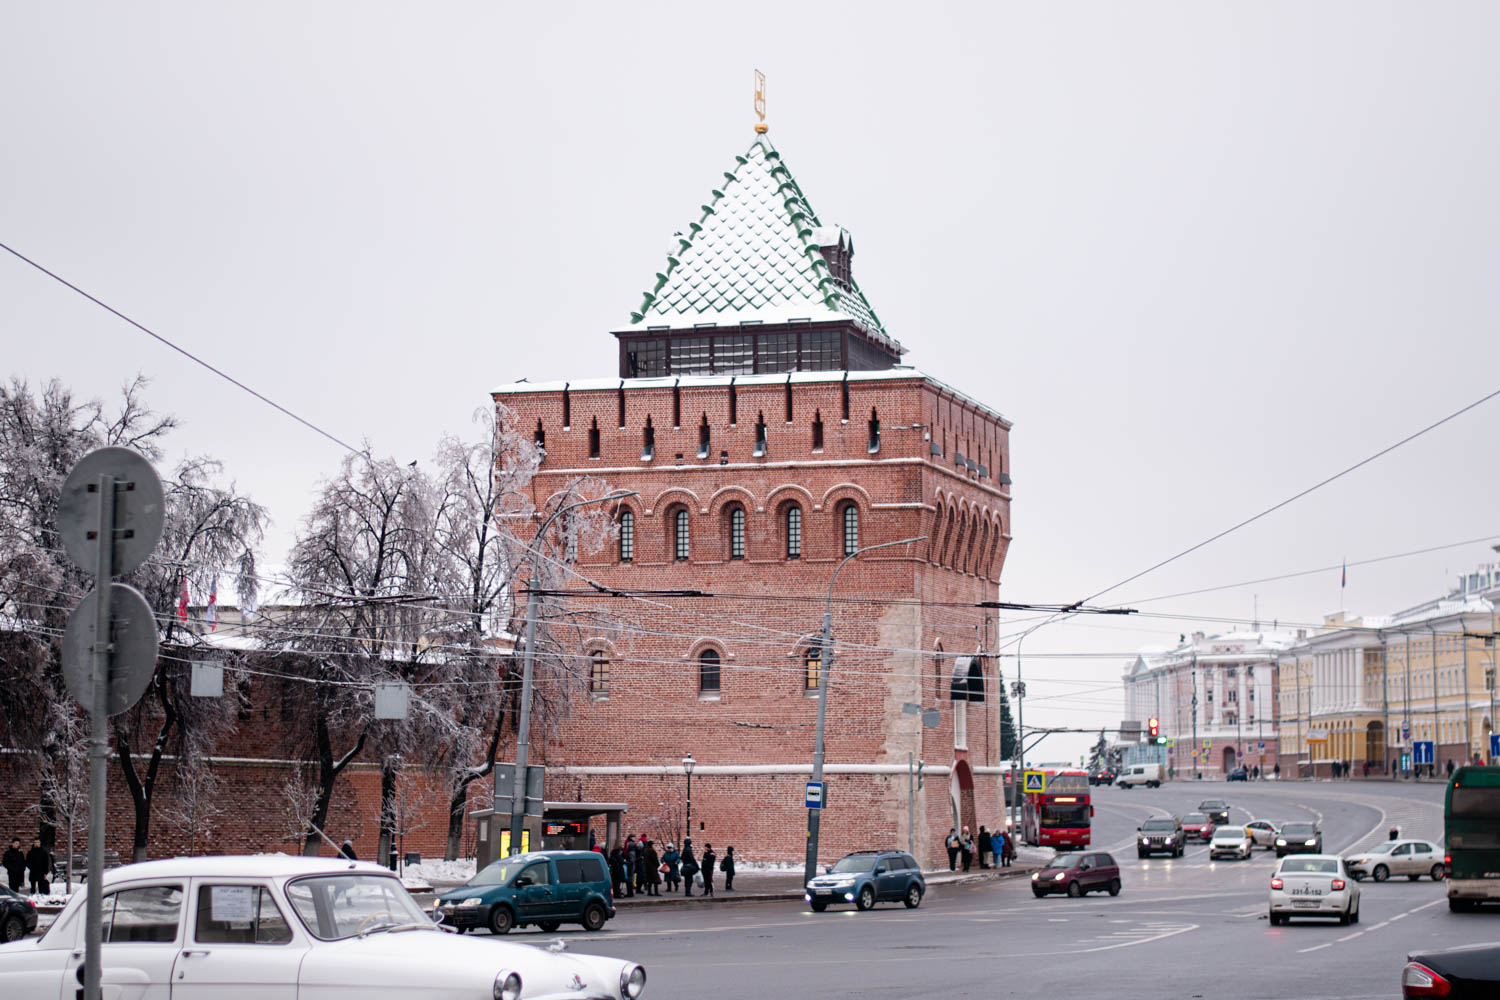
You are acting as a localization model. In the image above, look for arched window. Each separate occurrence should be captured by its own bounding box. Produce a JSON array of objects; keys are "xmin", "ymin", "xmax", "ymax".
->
[
  {"xmin": 697, "ymin": 414, "xmax": 710, "ymax": 459},
  {"xmin": 618, "ymin": 510, "xmax": 634, "ymax": 562},
  {"xmin": 804, "ymin": 645, "xmax": 822, "ymax": 691},
  {"xmin": 590, "ymin": 653, "xmax": 609, "ymax": 697},
  {"xmin": 785, "ymin": 504, "xmax": 803, "ymax": 559},
  {"xmin": 841, "ymin": 503, "xmax": 859, "ymax": 556},
  {"xmin": 699, "ymin": 649, "xmax": 721, "ymax": 693},
  {"xmin": 728, "ymin": 506, "xmax": 746, "ymax": 560},
  {"xmin": 811, "ymin": 410, "xmax": 824, "ymax": 451},
  {"xmin": 674, "ymin": 508, "xmax": 690, "ymax": 561}
]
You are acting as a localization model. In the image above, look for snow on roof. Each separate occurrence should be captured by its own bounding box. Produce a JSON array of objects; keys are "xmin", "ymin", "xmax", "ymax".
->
[
  {"xmin": 493, "ymin": 367, "xmax": 1011, "ymax": 426},
  {"xmin": 619, "ymin": 135, "xmax": 902, "ymax": 355}
]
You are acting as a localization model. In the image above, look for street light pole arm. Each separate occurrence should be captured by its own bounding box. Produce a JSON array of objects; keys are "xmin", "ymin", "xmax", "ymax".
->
[{"xmin": 824, "ymin": 535, "xmax": 928, "ymax": 615}]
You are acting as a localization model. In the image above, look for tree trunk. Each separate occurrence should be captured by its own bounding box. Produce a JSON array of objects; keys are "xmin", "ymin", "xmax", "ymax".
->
[
  {"xmin": 377, "ymin": 758, "xmax": 396, "ymax": 869},
  {"xmin": 303, "ymin": 716, "xmax": 366, "ymax": 856},
  {"xmin": 444, "ymin": 785, "xmax": 469, "ymax": 861}
]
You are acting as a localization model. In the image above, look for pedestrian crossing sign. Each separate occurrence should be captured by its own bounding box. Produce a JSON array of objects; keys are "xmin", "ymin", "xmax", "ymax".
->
[{"xmin": 1023, "ymin": 770, "xmax": 1046, "ymax": 793}]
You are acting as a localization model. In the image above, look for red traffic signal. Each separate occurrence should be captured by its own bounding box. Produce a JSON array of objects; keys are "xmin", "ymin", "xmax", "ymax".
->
[{"xmin": 1148, "ymin": 717, "xmax": 1160, "ymax": 738}]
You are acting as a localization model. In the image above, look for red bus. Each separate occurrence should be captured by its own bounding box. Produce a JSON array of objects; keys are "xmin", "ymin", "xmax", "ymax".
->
[{"xmin": 1022, "ymin": 769, "xmax": 1093, "ymax": 849}]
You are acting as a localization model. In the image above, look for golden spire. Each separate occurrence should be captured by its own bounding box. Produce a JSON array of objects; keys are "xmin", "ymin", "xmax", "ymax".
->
[{"xmin": 754, "ymin": 69, "xmax": 768, "ymax": 133}]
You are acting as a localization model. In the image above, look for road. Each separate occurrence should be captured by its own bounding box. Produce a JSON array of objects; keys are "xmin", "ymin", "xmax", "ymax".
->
[{"xmin": 487, "ymin": 780, "xmax": 1500, "ymax": 999}]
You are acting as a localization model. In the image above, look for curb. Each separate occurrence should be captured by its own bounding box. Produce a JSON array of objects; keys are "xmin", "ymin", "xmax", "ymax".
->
[{"xmin": 609, "ymin": 863, "xmax": 1043, "ymax": 910}]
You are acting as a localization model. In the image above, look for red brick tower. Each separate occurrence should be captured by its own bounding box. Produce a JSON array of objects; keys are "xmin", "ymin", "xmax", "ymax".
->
[{"xmin": 493, "ymin": 130, "xmax": 1013, "ymax": 867}]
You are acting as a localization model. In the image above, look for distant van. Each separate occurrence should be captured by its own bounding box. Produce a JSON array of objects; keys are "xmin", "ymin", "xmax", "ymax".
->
[
  {"xmin": 435, "ymin": 850, "xmax": 615, "ymax": 935},
  {"xmin": 1116, "ymin": 763, "xmax": 1163, "ymax": 789}
]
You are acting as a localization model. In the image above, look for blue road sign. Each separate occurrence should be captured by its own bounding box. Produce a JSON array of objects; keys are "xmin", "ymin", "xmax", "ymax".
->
[
  {"xmin": 1413, "ymin": 740, "xmax": 1435, "ymax": 766},
  {"xmin": 1258, "ymin": 741, "xmax": 1265, "ymax": 750},
  {"xmin": 1490, "ymin": 733, "xmax": 1500, "ymax": 759},
  {"xmin": 1401, "ymin": 720, "xmax": 1411, "ymax": 742},
  {"xmin": 805, "ymin": 781, "xmax": 824, "ymax": 809}
]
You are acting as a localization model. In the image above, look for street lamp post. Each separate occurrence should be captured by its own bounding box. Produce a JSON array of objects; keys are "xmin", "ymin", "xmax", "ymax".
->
[
  {"xmin": 803, "ymin": 535, "xmax": 925, "ymax": 889},
  {"xmin": 682, "ymin": 754, "xmax": 695, "ymax": 846},
  {"xmin": 508, "ymin": 490, "xmax": 637, "ymax": 856}
]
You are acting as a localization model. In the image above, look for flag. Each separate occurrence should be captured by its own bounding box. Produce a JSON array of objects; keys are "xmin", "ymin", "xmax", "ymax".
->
[
  {"xmin": 206, "ymin": 576, "xmax": 218, "ymax": 631},
  {"xmin": 1341, "ymin": 560, "xmax": 1347, "ymax": 590},
  {"xmin": 177, "ymin": 577, "xmax": 190, "ymax": 622}
]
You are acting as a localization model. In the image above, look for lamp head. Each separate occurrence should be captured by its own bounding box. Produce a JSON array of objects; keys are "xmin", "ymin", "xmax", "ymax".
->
[{"xmin": 682, "ymin": 754, "xmax": 696, "ymax": 775}]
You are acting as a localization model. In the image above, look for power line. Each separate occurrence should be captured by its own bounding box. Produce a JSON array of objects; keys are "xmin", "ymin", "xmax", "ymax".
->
[{"xmin": 0, "ymin": 240, "xmax": 368, "ymax": 460}]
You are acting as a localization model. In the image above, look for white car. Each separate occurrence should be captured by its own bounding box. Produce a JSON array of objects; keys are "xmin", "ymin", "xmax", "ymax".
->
[
  {"xmin": 1267, "ymin": 854, "xmax": 1361, "ymax": 926},
  {"xmin": 1244, "ymin": 820, "xmax": 1278, "ymax": 850},
  {"xmin": 1209, "ymin": 827, "xmax": 1253, "ymax": 860},
  {"xmin": 0, "ymin": 855, "xmax": 647, "ymax": 1000},
  {"xmin": 1343, "ymin": 838, "xmax": 1446, "ymax": 882}
]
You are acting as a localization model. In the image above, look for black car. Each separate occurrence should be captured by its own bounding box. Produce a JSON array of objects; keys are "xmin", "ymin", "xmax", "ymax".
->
[
  {"xmin": 1403, "ymin": 942, "xmax": 1500, "ymax": 998},
  {"xmin": 1089, "ymin": 768, "xmax": 1116, "ymax": 786},
  {"xmin": 1136, "ymin": 817, "xmax": 1185, "ymax": 858},
  {"xmin": 0, "ymin": 886, "xmax": 38, "ymax": 941},
  {"xmin": 1198, "ymin": 799, "xmax": 1231, "ymax": 824},
  {"xmin": 1226, "ymin": 767, "xmax": 1249, "ymax": 782},
  {"xmin": 1275, "ymin": 821, "xmax": 1323, "ymax": 857}
]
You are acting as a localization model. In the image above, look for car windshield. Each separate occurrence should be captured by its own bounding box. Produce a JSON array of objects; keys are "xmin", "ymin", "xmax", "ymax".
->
[
  {"xmin": 1142, "ymin": 820, "xmax": 1176, "ymax": 832},
  {"xmin": 1281, "ymin": 858, "xmax": 1338, "ymax": 874},
  {"xmin": 1042, "ymin": 802, "xmax": 1090, "ymax": 826},
  {"xmin": 1282, "ymin": 824, "xmax": 1316, "ymax": 837},
  {"xmin": 1201, "ymin": 801, "xmax": 1226, "ymax": 809},
  {"xmin": 832, "ymin": 855, "xmax": 879, "ymax": 873},
  {"xmin": 466, "ymin": 859, "xmax": 531, "ymax": 887},
  {"xmin": 1212, "ymin": 829, "xmax": 1244, "ymax": 840},
  {"xmin": 1184, "ymin": 813, "xmax": 1208, "ymax": 824},
  {"xmin": 286, "ymin": 874, "xmax": 431, "ymax": 940}
]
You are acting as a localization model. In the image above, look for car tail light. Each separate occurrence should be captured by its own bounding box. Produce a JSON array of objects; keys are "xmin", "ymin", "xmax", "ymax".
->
[
  {"xmin": 1331, "ymin": 879, "xmax": 1345, "ymax": 890},
  {"xmin": 1401, "ymin": 961, "xmax": 1451, "ymax": 997},
  {"xmin": 1270, "ymin": 877, "xmax": 1283, "ymax": 889}
]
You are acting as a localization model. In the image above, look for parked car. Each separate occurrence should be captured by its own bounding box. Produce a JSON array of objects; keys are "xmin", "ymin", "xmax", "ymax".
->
[
  {"xmin": 1268, "ymin": 855, "xmax": 1361, "ymax": 926},
  {"xmin": 1198, "ymin": 799, "xmax": 1231, "ymax": 824},
  {"xmin": 1227, "ymin": 767, "xmax": 1250, "ymax": 782},
  {"xmin": 1031, "ymin": 852, "xmax": 1121, "ymax": 898},
  {"xmin": 1137, "ymin": 817, "xmax": 1185, "ymax": 858},
  {"xmin": 1209, "ymin": 827, "xmax": 1253, "ymax": 860},
  {"xmin": 804, "ymin": 851, "xmax": 925, "ymax": 912},
  {"xmin": 1245, "ymin": 820, "xmax": 1280, "ymax": 850},
  {"xmin": 0, "ymin": 855, "xmax": 647, "ymax": 1000},
  {"xmin": 435, "ymin": 851, "xmax": 615, "ymax": 935},
  {"xmin": 1402, "ymin": 942, "xmax": 1500, "ymax": 998},
  {"xmin": 1116, "ymin": 763, "xmax": 1164, "ymax": 789},
  {"xmin": 1181, "ymin": 813, "xmax": 1216, "ymax": 843},
  {"xmin": 0, "ymin": 887, "xmax": 38, "ymax": 942},
  {"xmin": 1344, "ymin": 839, "xmax": 1446, "ymax": 882},
  {"xmin": 1275, "ymin": 822, "xmax": 1323, "ymax": 857}
]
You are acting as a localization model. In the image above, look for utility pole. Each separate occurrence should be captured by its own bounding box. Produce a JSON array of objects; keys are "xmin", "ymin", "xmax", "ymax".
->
[
  {"xmin": 1296, "ymin": 653, "xmax": 1305, "ymax": 780},
  {"xmin": 1405, "ymin": 632, "xmax": 1413, "ymax": 778},
  {"xmin": 1429, "ymin": 625, "xmax": 1440, "ymax": 775},
  {"xmin": 1380, "ymin": 632, "xmax": 1389, "ymax": 775},
  {"xmin": 1191, "ymin": 650, "xmax": 1199, "ymax": 779},
  {"xmin": 907, "ymin": 752, "xmax": 916, "ymax": 855}
]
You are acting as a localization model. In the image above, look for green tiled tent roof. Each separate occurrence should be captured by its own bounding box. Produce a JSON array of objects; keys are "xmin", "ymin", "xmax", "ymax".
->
[{"xmin": 626, "ymin": 135, "xmax": 902, "ymax": 355}]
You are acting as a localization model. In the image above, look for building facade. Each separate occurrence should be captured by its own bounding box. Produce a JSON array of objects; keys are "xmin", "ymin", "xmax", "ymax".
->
[
  {"xmin": 1122, "ymin": 631, "xmax": 1289, "ymax": 777},
  {"xmin": 492, "ymin": 130, "xmax": 1015, "ymax": 866}
]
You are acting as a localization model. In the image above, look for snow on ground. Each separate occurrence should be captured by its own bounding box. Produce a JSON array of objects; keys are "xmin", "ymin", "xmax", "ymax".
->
[{"xmin": 401, "ymin": 858, "xmax": 477, "ymax": 887}]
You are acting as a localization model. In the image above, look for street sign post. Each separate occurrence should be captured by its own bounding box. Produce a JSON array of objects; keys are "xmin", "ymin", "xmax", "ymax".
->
[
  {"xmin": 1401, "ymin": 720, "xmax": 1411, "ymax": 742},
  {"xmin": 58, "ymin": 448, "xmax": 164, "ymax": 1000},
  {"xmin": 805, "ymin": 781, "xmax": 824, "ymax": 809},
  {"xmin": 1491, "ymin": 733, "xmax": 1500, "ymax": 760}
]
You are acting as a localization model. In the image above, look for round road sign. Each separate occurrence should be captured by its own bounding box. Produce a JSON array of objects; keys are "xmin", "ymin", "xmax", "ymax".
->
[
  {"xmin": 58, "ymin": 447, "xmax": 165, "ymax": 576},
  {"xmin": 63, "ymin": 584, "xmax": 160, "ymax": 715}
]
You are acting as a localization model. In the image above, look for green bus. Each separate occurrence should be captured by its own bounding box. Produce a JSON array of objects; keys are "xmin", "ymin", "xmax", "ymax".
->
[{"xmin": 1444, "ymin": 765, "xmax": 1500, "ymax": 911}]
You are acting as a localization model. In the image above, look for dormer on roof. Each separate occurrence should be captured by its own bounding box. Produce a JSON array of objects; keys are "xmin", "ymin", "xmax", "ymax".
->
[{"xmin": 614, "ymin": 134, "xmax": 905, "ymax": 379}]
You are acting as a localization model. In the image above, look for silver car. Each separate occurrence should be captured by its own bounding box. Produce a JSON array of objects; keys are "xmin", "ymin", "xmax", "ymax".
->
[
  {"xmin": 1268, "ymin": 855, "xmax": 1361, "ymax": 925},
  {"xmin": 1343, "ymin": 839, "xmax": 1445, "ymax": 883},
  {"xmin": 1210, "ymin": 827, "xmax": 1253, "ymax": 860}
]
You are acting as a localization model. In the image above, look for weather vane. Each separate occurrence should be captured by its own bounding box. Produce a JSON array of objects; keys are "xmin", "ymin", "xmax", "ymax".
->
[{"xmin": 754, "ymin": 69, "xmax": 768, "ymax": 133}]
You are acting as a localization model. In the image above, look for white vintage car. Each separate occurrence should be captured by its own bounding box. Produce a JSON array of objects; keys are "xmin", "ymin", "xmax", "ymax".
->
[{"xmin": 0, "ymin": 855, "xmax": 646, "ymax": 1000}]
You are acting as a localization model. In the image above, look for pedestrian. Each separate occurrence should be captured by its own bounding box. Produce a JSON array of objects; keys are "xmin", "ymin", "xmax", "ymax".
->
[
  {"xmin": 609, "ymin": 845, "xmax": 628, "ymax": 897},
  {"xmin": 721, "ymin": 845, "xmax": 736, "ymax": 890},
  {"xmin": 989, "ymin": 828, "xmax": 1005, "ymax": 868},
  {"xmin": 26, "ymin": 838, "xmax": 51, "ymax": 896},
  {"xmin": 977, "ymin": 825, "xmax": 990, "ymax": 868},
  {"xmin": 944, "ymin": 828, "xmax": 959, "ymax": 871},
  {"xmin": 1273, "ymin": 763, "xmax": 1281, "ymax": 779},
  {"xmin": 680, "ymin": 844, "xmax": 699, "ymax": 897},
  {"xmin": 623, "ymin": 836, "xmax": 638, "ymax": 897},
  {"xmin": 1002, "ymin": 829, "xmax": 1016, "ymax": 866},
  {"xmin": 338, "ymin": 839, "xmax": 357, "ymax": 860},
  {"xmin": 3, "ymin": 838, "xmax": 25, "ymax": 892},
  {"xmin": 1446, "ymin": 759, "xmax": 1455, "ymax": 778},
  {"xmin": 661, "ymin": 842, "xmax": 681, "ymax": 892},
  {"xmin": 642, "ymin": 839, "xmax": 661, "ymax": 897},
  {"xmin": 959, "ymin": 826, "xmax": 973, "ymax": 872},
  {"xmin": 700, "ymin": 843, "xmax": 717, "ymax": 897}
]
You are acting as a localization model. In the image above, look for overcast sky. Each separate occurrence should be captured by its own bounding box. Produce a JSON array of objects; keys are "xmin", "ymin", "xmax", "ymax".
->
[{"xmin": 5, "ymin": 2, "xmax": 1499, "ymax": 763}]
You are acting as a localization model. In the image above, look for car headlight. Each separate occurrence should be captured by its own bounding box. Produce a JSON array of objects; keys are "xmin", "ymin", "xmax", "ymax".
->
[
  {"xmin": 1031, "ymin": 872, "xmax": 1040, "ymax": 880},
  {"xmin": 1164, "ymin": 838, "xmax": 1173, "ymax": 845},
  {"xmin": 1304, "ymin": 840, "xmax": 1317, "ymax": 846},
  {"xmin": 1275, "ymin": 839, "xmax": 1286, "ymax": 846},
  {"xmin": 493, "ymin": 970, "xmax": 521, "ymax": 1000},
  {"xmin": 1139, "ymin": 837, "xmax": 1149, "ymax": 844},
  {"xmin": 463, "ymin": 896, "xmax": 484, "ymax": 905},
  {"xmin": 619, "ymin": 963, "xmax": 646, "ymax": 999},
  {"xmin": 1052, "ymin": 872, "xmax": 1067, "ymax": 881}
]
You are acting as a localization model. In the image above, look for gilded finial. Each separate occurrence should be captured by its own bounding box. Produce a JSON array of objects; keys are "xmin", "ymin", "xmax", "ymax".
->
[{"xmin": 754, "ymin": 69, "xmax": 768, "ymax": 133}]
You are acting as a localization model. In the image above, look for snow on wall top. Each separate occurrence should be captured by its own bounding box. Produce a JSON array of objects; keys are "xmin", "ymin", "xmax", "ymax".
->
[{"xmin": 621, "ymin": 135, "xmax": 903, "ymax": 356}]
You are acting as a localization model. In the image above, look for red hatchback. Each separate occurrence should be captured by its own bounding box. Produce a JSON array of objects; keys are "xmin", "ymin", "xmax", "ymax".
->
[
  {"xmin": 1032, "ymin": 851, "xmax": 1122, "ymax": 898},
  {"xmin": 1182, "ymin": 812, "xmax": 1216, "ymax": 843}
]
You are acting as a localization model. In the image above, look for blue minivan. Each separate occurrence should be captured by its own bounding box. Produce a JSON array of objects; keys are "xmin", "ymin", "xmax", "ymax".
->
[{"xmin": 435, "ymin": 850, "xmax": 615, "ymax": 934}]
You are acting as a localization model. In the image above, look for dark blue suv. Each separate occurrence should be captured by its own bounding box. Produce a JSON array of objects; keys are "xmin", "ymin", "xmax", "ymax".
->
[{"xmin": 805, "ymin": 850, "xmax": 925, "ymax": 912}]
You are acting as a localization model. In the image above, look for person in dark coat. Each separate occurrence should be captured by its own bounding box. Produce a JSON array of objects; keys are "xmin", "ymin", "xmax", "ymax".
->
[
  {"xmin": 977, "ymin": 826, "xmax": 990, "ymax": 868},
  {"xmin": 721, "ymin": 846, "xmax": 736, "ymax": 890},
  {"xmin": 4, "ymin": 839, "xmax": 25, "ymax": 892},
  {"xmin": 26, "ymin": 838, "xmax": 51, "ymax": 895},
  {"xmin": 944, "ymin": 828, "xmax": 959, "ymax": 871},
  {"xmin": 661, "ymin": 843, "xmax": 681, "ymax": 892},
  {"xmin": 623, "ymin": 836, "xmax": 638, "ymax": 897},
  {"xmin": 641, "ymin": 839, "xmax": 661, "ymax": 897},
  {"xmin": 959, "ymin": 827, "xmax": 973, "ymax": 872},
  {"xmin": 338, "ymin": 840, "xmax": 358, "ymax": 860},
  {"xmin": 608, "ymin": 846, "xmax": 627, "ymax": 897},
  {"xmin": 679, "ymin": 845, "xmax": 699, "ymax": 897},
  {"xmin": 700, "ymin": 844, "xmax": 717, "ymax": 897}
]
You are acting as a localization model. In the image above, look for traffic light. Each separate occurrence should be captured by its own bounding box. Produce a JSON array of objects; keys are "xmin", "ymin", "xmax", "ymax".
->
[{"xmin": 1148, "ymin": 717, "xmax": 1159, "ymax": 739}]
